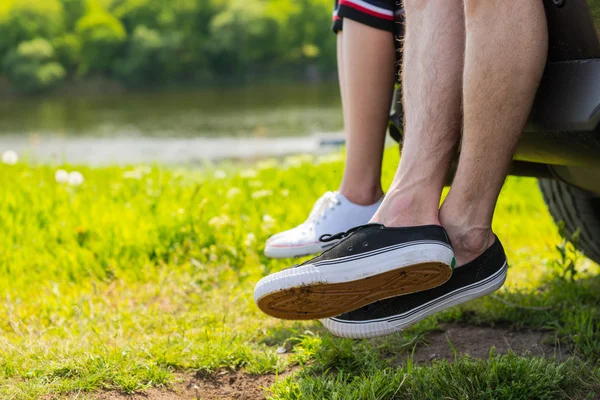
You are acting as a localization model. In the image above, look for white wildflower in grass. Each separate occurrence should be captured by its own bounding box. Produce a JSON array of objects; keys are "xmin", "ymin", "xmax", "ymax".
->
[
  {"xmin": 239, "ymin": 169, "xmax": 257, "ymax": 179},
  {"xmin": 67, "ymin": 171, "xmax": 84, "ymax": 186},
  {"xmin": 123, "ymin": 168, "xmax": 144, "ymax": 179},
  {"xmin": 249, "ymin": 180, "xmax": 263, "ymax": 188},
  {"xmin": 283, "ymin": 154, "xmax": 313, "ymax": 169},
  {"xmin": 256, "ymin": 159, "xmax": 278, "ymax": 171},
  {"xmin": 262, "ymin": 214, "xmax": 275, "ymax": 230},
  {"xmin": 208, "ymin": 215, "xmax": 231, "ymax": 228},
  {"xmin": 55, "ymin": 169, "xmax": 69, "ymax": 183},
  {"xmin": 283, "ymin": 158, "xmax": 301, "ymax": 169},
  {"xmin": 172, "ymin": 168, "xmax": 186, "ymax": 179},
  {"xmin": 227, "ymin": 187, "xmax": 241, "ymax": 198},
  {"xmin": 244, "ymin": 233, "xmax": 256, "ymax": 247},
  {"xmin": 213, "ymin": 170, "xmax": 227, "ymax": 179},
  {"xmin": 2, "ymin": 150, "xmax": 18, "ymax": 165},
  {"xmin": 280, "ymin": 189, "xmax": 290, "ymax": 197},
  {"xmin": 252, "ymin": 189, "xmax": 272, "ymax": 199},
  {"xmin": 316, "ymin": 153, "xmax": 344, "ymax": 165}
]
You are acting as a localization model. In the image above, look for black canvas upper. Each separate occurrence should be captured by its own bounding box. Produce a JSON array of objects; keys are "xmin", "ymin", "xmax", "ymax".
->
[
  {"xmin": 296, "ymin": 224, "xmax": 452, "ymax": 268},
  {"xmin": 331, "ymin": 236, "xmax": 507, "ymax": 322}
]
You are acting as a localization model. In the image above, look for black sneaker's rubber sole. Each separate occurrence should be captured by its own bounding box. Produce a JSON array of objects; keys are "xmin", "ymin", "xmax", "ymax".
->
[
  {"xmin": 256, "ymin": 261, "xmax": 453, "ymax": 320},
  {"xmin": 322, "ymin": 262, "xmax": 508, "ymax": 338}
]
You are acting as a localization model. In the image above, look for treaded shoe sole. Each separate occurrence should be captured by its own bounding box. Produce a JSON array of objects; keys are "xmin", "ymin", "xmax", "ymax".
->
[
  {"xmin": 254, "ymin": 241, "xmax": 454, "ymax": 320},
  {"xmin": 322, "ymin": 261, "xmax": 507, "ymax": 338}
]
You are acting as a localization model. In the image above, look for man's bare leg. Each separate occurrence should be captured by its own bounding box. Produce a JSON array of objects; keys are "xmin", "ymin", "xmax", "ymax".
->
[
  {"xmin": 338, "ymin": 19, "xmax": 395, "ymax": 206},
  {"xmin": 371, "ymin": 0, "xmax": 465, "ymax": 225},
  {"xmin": 440, "ymin": 0, "xmax": 548, "ymax": 265}
]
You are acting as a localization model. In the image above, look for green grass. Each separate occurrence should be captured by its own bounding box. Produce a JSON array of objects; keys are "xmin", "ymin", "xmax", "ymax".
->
[
  {"xmin": 268, "ymin": 352, "xmax": 599, "ymax": 400},
  {"xmin": 0, "ymin": 148, "xmax": 598, "ymax": 399}
]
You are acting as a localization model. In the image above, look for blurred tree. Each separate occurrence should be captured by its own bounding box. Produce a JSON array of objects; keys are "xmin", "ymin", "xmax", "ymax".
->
[
  {"xmin": 207, "ymin": 0, "xmax": 278, "ymax": 79},
  {"xmin": 3, "ymin": 38, "xmax": 66, "ymax": 92},
  {"xmin": 112, "ymin": 0, "xmax": 217, "ymax": 82},
  {"xmin": 116, "ymin": 25, "xmax": 169, "ymax": 84},
  {"xmin": 0, "ymin": 0, "xmax": 338, "ymax": 92},
  {"xmin": 266, "ymin": 0, "xmax": 336, "ymax": 72},
  {"xmin": 76, "ymin": 0, "xmax": 126, "ymax": 74},
  {"xmin": 0, "ymin": 0, "xmax": 65, "ymax": 63},
  {"xmin": 61, "ymin": 0, "xmax": 87, "ymax": 30},
  {"xmin": 52, "ymin": 33, "xmax": 82, "ymax": 74}
]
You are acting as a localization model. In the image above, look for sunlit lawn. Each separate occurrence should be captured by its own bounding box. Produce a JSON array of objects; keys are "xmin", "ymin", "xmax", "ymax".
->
[{"xmin": 0, "ymin": 148, "xmax": 598, "ymax": 399}]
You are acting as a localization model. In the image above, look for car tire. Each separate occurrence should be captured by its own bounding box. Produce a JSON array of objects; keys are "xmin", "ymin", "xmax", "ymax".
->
[{"xmin": 538, "ymin": 179, "xmax": 600, "ymax": 265}]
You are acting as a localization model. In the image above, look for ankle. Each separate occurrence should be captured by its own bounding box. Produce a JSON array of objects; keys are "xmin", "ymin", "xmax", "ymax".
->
[
  {"xmin": 338, "ymin": 184, "xmax": 384, "ymax": 206},
  {"xmin": 370, "ymin": 189, "xmax": 440, "ymax": 227},
  {"xmin": 441, "ymin": 218, "xmax": 494, "ymax": 266},
  {"xmin": 439, "ymin": 192, "xmax": 497, "ymax": 265}
]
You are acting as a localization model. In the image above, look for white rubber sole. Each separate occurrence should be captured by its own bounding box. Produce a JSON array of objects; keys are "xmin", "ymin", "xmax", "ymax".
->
[
  {"xmin": 321, "ymin": 262, "xmax": 508, "ymax": 339},
  {"xmin": 254, "ymin": 241, "xmax": 454, "ymax": 320}
]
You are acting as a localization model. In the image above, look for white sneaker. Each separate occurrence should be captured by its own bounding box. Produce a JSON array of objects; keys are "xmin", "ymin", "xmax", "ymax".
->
[{"xmin": 264, "ymin": 191, "xmax": 383, "ymax": 259}]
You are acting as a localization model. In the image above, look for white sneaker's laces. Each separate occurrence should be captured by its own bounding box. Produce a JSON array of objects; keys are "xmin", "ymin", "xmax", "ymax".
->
[{"xmin": 302, "ymin": 192, "xmax": 342, "ymax": 230}]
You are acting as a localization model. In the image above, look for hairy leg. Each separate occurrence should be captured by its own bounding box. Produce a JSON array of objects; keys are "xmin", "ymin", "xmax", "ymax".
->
[
  {"xmin": 440, "ymin": 0, "xmax": 548, "ymax": 265},
  {"xmin": 338, "ymin": 19, "xmax": 395, "ymax": 206},
  {"xmin": 371, "ymin": 0, "xmax": 465, "ymax": 226}
]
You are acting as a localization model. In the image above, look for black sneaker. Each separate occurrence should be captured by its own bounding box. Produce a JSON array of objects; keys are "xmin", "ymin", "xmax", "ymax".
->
[
  {"xmin": 254, "ymin": 224, "xmax": 455, "ymax": 320},
  {"xmin": 321, "ymin": 236, "xmax": 508, "ymax": 338}
]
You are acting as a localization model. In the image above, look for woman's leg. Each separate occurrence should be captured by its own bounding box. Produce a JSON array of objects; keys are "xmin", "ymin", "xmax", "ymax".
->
[
  {"xmin": 263, "ymin": 4, "xmax": 397, "ymax": 259},
  {"xmin": 338, "ymin": 18, "xmax": 396, "ymax": 206}
]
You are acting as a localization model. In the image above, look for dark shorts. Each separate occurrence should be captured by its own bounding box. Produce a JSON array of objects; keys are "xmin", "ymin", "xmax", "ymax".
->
[{"xmin": 332, "ymin": 0, "xmax": 404, "ymax": 34}]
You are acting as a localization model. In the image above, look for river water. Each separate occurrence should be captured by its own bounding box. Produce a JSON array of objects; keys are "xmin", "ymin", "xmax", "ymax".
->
[{"xmin": 0, "ymin": 83, "xmax": 345, "ymax": 165}]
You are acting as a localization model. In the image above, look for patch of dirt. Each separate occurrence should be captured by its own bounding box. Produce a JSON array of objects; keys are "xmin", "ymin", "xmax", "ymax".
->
[
  {"xmin": 409, "ymin": 322, "xmax": 563, "ymax": 364},
  {"xmin": 94, "ymin": 371, "xmax": 286, "ymax": 400},
  {"xmin": 90, "ymin": 323, "xmax": 564, "ymax": 400}
]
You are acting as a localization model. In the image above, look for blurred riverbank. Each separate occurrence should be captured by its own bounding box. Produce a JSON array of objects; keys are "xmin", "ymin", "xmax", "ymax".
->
[
  {"xmin": 1, "ymin": 133, "xmax": 346, "ymax": 165},
  {"xmin": 0, "ymin": 83, "xmax": 351, "ymax": 164}
]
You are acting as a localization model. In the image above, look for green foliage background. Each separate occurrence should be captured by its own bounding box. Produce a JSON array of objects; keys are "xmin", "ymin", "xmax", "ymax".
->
[{"xmin": 0, "ymin": 0, "xmax": 337, "ymax": 92}]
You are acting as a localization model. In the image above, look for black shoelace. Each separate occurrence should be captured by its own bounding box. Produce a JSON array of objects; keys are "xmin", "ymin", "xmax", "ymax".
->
[{"xmin": 318, "ymin": 223, "xmax": 383, "ymax": 243}]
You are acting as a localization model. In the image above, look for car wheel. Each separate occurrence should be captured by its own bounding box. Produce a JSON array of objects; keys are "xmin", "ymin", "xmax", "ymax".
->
[{"xmin": 539, "ymin": 179, "xmax": 600, "ymax": 265}]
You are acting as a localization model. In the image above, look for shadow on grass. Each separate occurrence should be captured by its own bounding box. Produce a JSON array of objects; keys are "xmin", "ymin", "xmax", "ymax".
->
[
  {"xmin": 262, "ymin": 272, "xmax": 600, "ymax": 399},
  {"xmin": 451, "ymin": 273, "xmax": 600, "ymax": 360}
]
